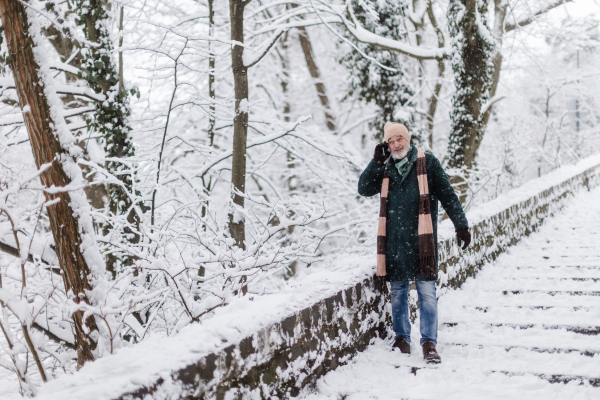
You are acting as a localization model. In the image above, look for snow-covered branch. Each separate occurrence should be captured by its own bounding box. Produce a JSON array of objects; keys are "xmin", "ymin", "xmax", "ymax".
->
[
  {"xmin": 196, "ymin": 117, "xmax": 309, "ymax": 178},
  {"xmin": 481, "ymin": 94, "xmax": 506, "ymax": 119},
  {"xmin": 0, "ymin": 76, "xmax": 105, "ymax": 103},
  {"xmin": 340, "ymin": 0, "xmax": 449, "ymax": 60},
  {"xmin": 0, "ymin": 106, "xmax": 94, "ymax": 127},
  {"xmin": 505, "ymin": 0, "xmax": 574, "ymax": 33},
  {"xmin": 48, "ymin": 61, "xmax": 80, "ymax": 75},
  {"xmin": 244, "ymin": 28, "xmax": 286, "ymax": 68}
]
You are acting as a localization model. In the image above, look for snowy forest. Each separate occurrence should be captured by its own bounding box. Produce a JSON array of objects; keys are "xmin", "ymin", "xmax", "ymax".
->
[{"xmin": 0, "ymin": 0, "xmax": 599, "ymax": 396}]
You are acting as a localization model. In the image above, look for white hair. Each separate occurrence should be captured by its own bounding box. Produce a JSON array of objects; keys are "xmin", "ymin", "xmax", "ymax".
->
[{"xmin": 391, "ymin": 145, "xmax": 411, "ymax": 160}]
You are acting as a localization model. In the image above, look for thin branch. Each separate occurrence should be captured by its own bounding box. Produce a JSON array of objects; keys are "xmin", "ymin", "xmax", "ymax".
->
[
  {"xmin": 22, "ymin": 324, "xmax": 47, "ymax": 382},
  {"xmin": 48, "ymin": 61, "xmax": 80, "ymax": 75},
  {"xmin": 244, "ymin": 28, "xmax": 285, "ymax": 68},
  {"xmin": 151, "ymin": 39, "xmax": 188, "ymax": 226},
  {"xmin": 196, "ymin": 117, "xmax": 308, "ymax": 178},
  {"xmin": 481, "ymin": 95, "xmax": 506, "ymax": 120},
  {"xmin": 505, "ymin": 0, "xmax": 574, "ymax": 32}
]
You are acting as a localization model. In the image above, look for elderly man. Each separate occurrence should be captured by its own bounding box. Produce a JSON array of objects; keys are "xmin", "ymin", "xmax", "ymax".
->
[{"xmin": 358, "ymin": 123, "xmax": 471, "ymax": 364}]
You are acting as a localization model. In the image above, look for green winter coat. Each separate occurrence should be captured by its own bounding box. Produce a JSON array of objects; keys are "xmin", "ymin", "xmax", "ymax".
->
[{"xmin": 358, "ymin": 146, "xmax": 468, "ymax": 281}]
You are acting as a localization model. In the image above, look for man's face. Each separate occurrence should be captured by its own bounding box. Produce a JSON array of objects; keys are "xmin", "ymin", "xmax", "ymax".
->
[{"xmin": 387, "ymin": 135, "xmax": 410, "ymax": 159}]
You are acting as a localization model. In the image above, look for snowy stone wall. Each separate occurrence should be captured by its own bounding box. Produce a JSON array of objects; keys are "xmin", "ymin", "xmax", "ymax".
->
[
  {"xmin": 117, "ymin": 280, "xmax": 390, "ymax": 400},
  {"xmin": 32, "ymin": 155, "xmax": 600, "ymax": 400}
]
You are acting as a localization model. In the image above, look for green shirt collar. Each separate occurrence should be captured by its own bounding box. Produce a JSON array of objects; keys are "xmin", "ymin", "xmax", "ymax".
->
[{"xmin": 394, "ymin": 156, "xmax": 409, "ymax": 176}]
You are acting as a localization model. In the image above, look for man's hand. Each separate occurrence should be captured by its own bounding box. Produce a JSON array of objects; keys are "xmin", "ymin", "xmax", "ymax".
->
[
  {"xmin": 374, "ymin": 142, "xmax": 390, "ymax": 164},
  {"xmin": 374, "ymin": 275, "xmax": 389, "ymax": 295},
  {"xmin": 456, "ymin": 227, "xmax": 471, "ymax": 250}
]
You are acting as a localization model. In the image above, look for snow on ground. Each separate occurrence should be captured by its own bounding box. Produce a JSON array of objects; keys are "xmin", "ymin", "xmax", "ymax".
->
[
  {"xmin": 300, "ymin": 186, "xmax": 600, "ymax": 400},
  {"xmin": 1, "ymin": 156, "xmax": 598, "ymax": 398}
]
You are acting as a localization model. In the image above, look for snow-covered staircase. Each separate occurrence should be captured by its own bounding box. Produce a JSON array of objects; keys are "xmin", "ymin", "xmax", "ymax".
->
[{"xmin": 301, "ymin": 187, "xmax": 600, "ymax": 399}]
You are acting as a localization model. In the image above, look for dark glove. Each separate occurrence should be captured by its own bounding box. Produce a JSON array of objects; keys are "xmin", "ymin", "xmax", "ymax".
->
[
  {"xmin": 456, "ymin": 227, "xmax": 471, "ymax": 250},
  {"xmin": 374, "ymin": 274, "xmax": 389, "ymax": 295},
  {"xmin": 373, "ymin": 142, "xmax": 390, "ymax": 164}
]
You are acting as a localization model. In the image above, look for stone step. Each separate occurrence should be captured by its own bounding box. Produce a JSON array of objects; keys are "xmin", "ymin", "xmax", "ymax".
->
[
  {"xmin": 438, "ymin": 322, "xmax": 600, "ymax": 350},
  {"xmin": 403, "ymin": 367, "xmax": 600, "ymax": 387},
  {"xmin": 471, "ymin": 278, "xmax": 600, "ymax": 291},
  {"xmin": 492, "ymin": 371, "xmax": 600, "ymax": 387},
  {"xmin": 540, "ymin": 246, "xmax": 600, "ymax": 249},
  {"xmin": 441, "ymin": 322, "xmax": 600, "ymax": 335},
  {"xmin": 441, "ymin": 290, "xmax": 600, "ymax": 308},
  {"xmin": 538, "ymin": 256, "xmax": 600, "ymax": 262},
  {"xmin": 389, "ymin": 343, "xmax": 600, "ymax": 381},
  {"xmin": 481, "ymin": 268, "xmax": 600, "ymax": 279},
  {"xmin": 465, "ymin": 305, "xmax": 596, "ymax": 312},
  {"xmin": 443, "ymin": 342, "xmax": 600, "ymax": 357},
  {"xmin": 519, "ymin": 277, "xmax": 600, "ymax": 282},
  {"xmin": 499, "ymin": 290, "xmax": 600, "ymax": 296},
  {"xmin": 538, "ymin": 252, "xmax": 600, "ymax": 258},
  {"xmin": 441, "ymin": 306, "xmax": 599, "ymax": 327},
  {"xmin": 513, "ymin": 262, "xmax": 600, "ymax": 268},
  {"xmin": 515, "ymin": 265, "xmax": 600, "ymax": 270}
]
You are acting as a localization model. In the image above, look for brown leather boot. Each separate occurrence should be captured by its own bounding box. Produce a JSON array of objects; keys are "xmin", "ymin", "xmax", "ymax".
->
[
  {"xmin": 422, "ymin": 341, "xmax": 441, "ymax": 364},
  {"xmin": 392, "ymin": 337, "xmax": 411, "ymax": 354}
]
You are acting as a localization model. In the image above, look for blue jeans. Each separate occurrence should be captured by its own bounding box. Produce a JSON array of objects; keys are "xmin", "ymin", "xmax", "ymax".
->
[{"xmin": 390, "ymin": 281, "xmax": 438, "ymax": 345}]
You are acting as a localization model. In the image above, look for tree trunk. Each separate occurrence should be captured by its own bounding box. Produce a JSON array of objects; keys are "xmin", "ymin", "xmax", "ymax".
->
[
  {"xmin": 0, "ymin": 0, "xmax": 98, "ymax": 367},
  {"xmin": 446, "ymin": 0, "xmax": 494, "ymax": 203},
  {"xmin": 425, "ymin": 2, "xmax": 446, "ymax": 149},
  {"xmin": 297, "ymin": 27, "xmax": 336, "ymax": 132},
  {"xmin": 480, "ymin": 0, "xmax": 508, "ymax": 129},
  {"xmin": 208, "ymin": 0, "xmax": 216, "ymax": 146},
  {"xmin": 229, "ymin": 0, "xmax": 248, "ymax": 250},
  {"xmin": 41, "ymin": 26, "xmax": 108, "ymax": 211},
  {"xmin": 201, "ymin": 0, "xmax": 216, "ymax": 222},
  {"xmin": 412, "ymin": 0, "xmax": 426, "ymax": 139},
  {"xmin": 286, "ymin": 3, "xmax": 335, "ymax": 131},
  {"xmin": 445, "ymin": 0, "xmax": 566, "ymax": 201},
  {"xmin": 276, "ymin": 31, "xmax": 292, "ymax": 123},
  {"xmin": 74, "ymin": 0, "xmax": 140, "ymax": 276},
  {"xmin": 275, "ymin": 32, "xmax": 298, "ymax": 277}
]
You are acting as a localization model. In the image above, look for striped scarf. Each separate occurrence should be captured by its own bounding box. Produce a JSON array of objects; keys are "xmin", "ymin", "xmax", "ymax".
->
[{"xmin": 377, "ymin": 148, "xmax": 436, "ymax": 279}]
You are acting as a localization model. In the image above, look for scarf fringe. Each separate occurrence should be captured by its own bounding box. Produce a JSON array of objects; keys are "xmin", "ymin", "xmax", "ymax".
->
[{"xmin": 419, "ymin": 256, "xmax": 437, "ymax": 279}]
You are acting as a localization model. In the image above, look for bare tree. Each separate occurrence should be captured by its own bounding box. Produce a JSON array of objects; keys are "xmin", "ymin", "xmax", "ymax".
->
[
  {"xmin": 208, "ymin": 0, "xmax": 217, "ymax": 146},
  {"xmin": 228, "ymin": 0, "xmax": 284, "ymax": 250},
  {"xmin": 297, "ymin": 26, "xmax": 337, "ymax": 131},
  {"xmin": 229, "ymin": 0, "xmax": 251, "ymax": 250}
]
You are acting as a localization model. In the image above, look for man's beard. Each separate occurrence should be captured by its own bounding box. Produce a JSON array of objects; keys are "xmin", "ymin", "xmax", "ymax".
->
[{"xmin": 391, "ymin": 145, "xmax": 410, "ymax": 160}]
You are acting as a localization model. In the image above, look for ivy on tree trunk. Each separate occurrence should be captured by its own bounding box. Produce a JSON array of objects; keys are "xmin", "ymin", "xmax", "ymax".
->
[
  {"xmin": 341, "ymin": 0, "xmax": 419, "ymax": 142},
  {"xmin": 446, "ymin": 0, "xmax": 495, "ymax": 203},
  {"xmin": 71, "ymin": 0, "xmax": 142, "ymax": 276}
]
